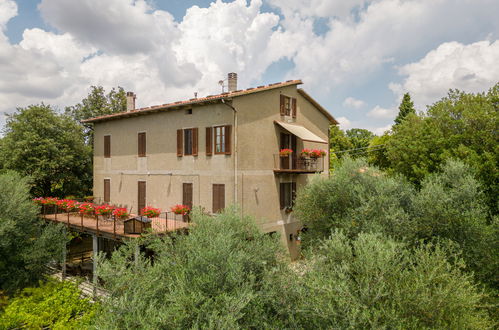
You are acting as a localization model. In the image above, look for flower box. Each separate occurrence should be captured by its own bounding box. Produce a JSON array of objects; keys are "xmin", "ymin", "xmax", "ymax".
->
[{"xmin": 279, "ymin": 148, "xmax": 293, "ymax": 157}]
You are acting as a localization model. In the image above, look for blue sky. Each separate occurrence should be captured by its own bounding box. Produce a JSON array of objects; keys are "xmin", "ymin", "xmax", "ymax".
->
[{"xmin": 1, "ymin": 0, "xmax": 498, "ymax": 134}]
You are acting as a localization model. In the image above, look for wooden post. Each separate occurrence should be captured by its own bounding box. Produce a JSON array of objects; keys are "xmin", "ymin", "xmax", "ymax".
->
[
  {"xmin": 96, "ymin": 214, "xmax": 99, "ymax": 236},
  {"xmin": 113, "ymin": 215, "xmax": 116, "ymax": 239},
  {"xmin": 67, "ymin": 211, "xmax": 70, "ymax": 228},
  {"xmin": 55, "ymin": 204, "xmax": 58, "ymax": 221},
  {"xmin": 80, "ymin": 212, "xmax": 84, "ymax": 229},
  {"xmin": 92, "ymin": 234, "xmax": 98, "ymax": 298}
]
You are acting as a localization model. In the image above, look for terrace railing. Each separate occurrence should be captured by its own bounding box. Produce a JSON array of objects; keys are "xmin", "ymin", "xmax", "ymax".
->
[{"xmin": 273, "ymin": 154, "xmax": 324, "ymax": 173}]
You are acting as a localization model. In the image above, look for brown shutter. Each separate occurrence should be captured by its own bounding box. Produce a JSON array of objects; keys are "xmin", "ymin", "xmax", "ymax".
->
[
  {"xmin": 213, "ymin": 184, "xmax": 225, "ymax": 213},
  {"xmin": 291, "ymin": 182, "xmax": 297, "ymax": 207},
  {"xmin": 104, "ymin": 135, "xmax": 111, "ymax": 158},
  {"xmin": 104, "ymin": 179, "xmax": 110, "ymax": 203},
  {"xmin": 212, "ymin": 184, "xmax": 218, "ymax": 213},
  {"xmin": 138, "ymin": 132, "xmax": 146, "ymax": 157},
  {"xmin": 183, "ymin": 183, "xmax": 193, "ymax": 210},
  {"xmin": 138, "ymin": 181, "xmax": 146, "ymax": 214},
  {"xmin": 177, "ymin": 129, "xmax": 183, "ymax": 156},
  {"xmin": 280, "ymin": 94, "xmax": 285, "ymax": 115},
  {"xmin": 292, "ymin": 97, "xmax": 297, "ymax": 118},
  {"xmin": 279, "ymin": 183, "xmax": 285, "ymax": 209},
  {"xmin": 206, "ymin": 127, "xmax": 212, "ymax": 156},
  {"xmin": 192, "ymin": 128, "xmax": 198, "ymax": 156},
  {"xmin": 225, "ymin": 125, "xmax": 232, "ymax": 155},
  {"xmin": 220, "ymin": 184, "xmax": 225, "ymax": 211}
]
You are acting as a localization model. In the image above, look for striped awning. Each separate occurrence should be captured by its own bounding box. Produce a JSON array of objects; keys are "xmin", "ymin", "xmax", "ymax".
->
[{"xmin": 275, "ymin": 121, "xmax": 327, "ymax": 144}]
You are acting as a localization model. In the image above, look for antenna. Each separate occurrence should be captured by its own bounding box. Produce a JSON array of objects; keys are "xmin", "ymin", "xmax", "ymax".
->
[{"xmin": 218, "ymin": 79, "xmax": 225, "ymax": 93}]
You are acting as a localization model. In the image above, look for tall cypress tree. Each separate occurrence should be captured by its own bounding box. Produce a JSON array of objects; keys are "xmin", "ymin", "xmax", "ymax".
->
[{"xmin": 394, "ymin": 93, "xmax": 416, "ymax": 125}]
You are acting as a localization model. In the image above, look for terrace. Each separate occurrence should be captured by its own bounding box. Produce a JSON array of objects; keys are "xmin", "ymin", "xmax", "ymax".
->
[
  {"xmin": 39, "ymin": 202, "xmax": 190, "ymax": 241},
  {"xmin": 273, "ymin": 154, "xmax": 325, "ymax": 174}
]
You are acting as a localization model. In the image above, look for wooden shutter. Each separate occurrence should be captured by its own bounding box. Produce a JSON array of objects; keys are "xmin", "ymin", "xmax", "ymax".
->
[
  {"xmin": 291, "ymin": 182, "xmax": 297, "ymax": 207},
  {"xmin": 206, "ymin": 127, "xmax": 212, "ymax": 156},
  {"xmin": 291, "ymin": 135, "xmax": 297, "ymax": 169},
  {"xmin": 225, "ymin": 125, "xmax": 232, "ymax": 155},
  {"xmin": 138, "ymin": 132, "xmax": 146, "ymax": 157},
  {"xmin": 292, "ymin": 97, "xmax": 297, "ymax": 118},
  {"xmin": 279, "ymin": 183, "xmax": 285, "ymax": 209},
  {"xmin": 183, "ymin": 183, "xmax": 193, "ymax": 210},
  {"xmin": 104, "ymin": 135, "xmax": 111, "ymax": 158},
  {"xmin": 177, "ymin": 129, "xmax": 183, "ymax": 156},
  {"xmin": 213, "ymin": 184, "xmax": 225, "ymax": 213},
  {"xmin": 192, "ymin": 128, "xmax": 198, "ymax": 156},
  {"xmin": 280, "ymin": 94, "xmax": 285, "ymax": 115},
  {"xmin": 104, "ymin": 179, "xmax": 110, "ymax": 203},
  {"xmin": 138, "ymin": 181, "xmax": 146, "ymax": 214}
]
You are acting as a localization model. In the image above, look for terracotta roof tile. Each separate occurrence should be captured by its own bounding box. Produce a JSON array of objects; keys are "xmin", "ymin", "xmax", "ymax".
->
[{"xmin": 83, "ymin": 79, "xmax": 303, "ymax": 123}]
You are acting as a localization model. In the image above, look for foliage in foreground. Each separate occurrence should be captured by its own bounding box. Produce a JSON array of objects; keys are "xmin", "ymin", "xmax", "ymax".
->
[
  {"xmin": 94, "ymin": 209, "xmax": 285, "ymax": 329},
  {"xmin": 295, "ymin": 158, "xmax": 498, "ymax": 287},
  {"xmin": 0, "ymin": 279, "xmax": 96, "ymax": 329},
  {"xmin": 0, "ymin": 171, "xmax": 68, "ymax": 293},
  {"xmin": 93, "ymin": 209, "xmax": 493, "ymax": 329},
  {"xmin": 274, "ymin": 232, "xmax": 493, "ymax": 329}
]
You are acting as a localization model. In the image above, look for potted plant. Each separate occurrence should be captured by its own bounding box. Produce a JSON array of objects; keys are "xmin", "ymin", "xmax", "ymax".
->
[
  {"xmin": 171, "ymin": 204, "xmax": 190, "ymax": 215},
  {"xmin": 95, "ymin": 204, "xmax": 115, "ymax": 220},
  {"xmin": 309, "ymin": 149, "xmax": 326, "ymax": 158},
  {"xmin": 141, "ymin": 206, "xmax": 161, "ymax": 218},
  {"xmin": 79, "ymin": 202, "xmax": 95, "ymax": 216},
  {"xmin": 279, "ymin": 148, "xmax": 293, "ymax": 157},
  {"xmin": 300, "ymin": 148, "xmax": 311, "ymax": 158},
  {"xmin": 112, "ymin": 208, "xmax": 130, "ymax": 221}
]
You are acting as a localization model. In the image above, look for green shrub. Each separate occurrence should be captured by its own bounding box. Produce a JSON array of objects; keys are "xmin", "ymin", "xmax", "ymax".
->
[
  {"xmin": 295, "ymin": 158, "xmax": 413, "ymax": 244},
  {"xmin": 280, "ymin": 232, "xmax": 493, "ymax": 329},
  {"xmin": 0, "ymin": 279, "xmax": 96, "ymax": 329},
  {"xmin": 0, "ymin": 171, "xmax": 68, "ymax": 293},
  {"xmin": 93, "ymin": 208, "xmax": 286, "ymax": 329}
]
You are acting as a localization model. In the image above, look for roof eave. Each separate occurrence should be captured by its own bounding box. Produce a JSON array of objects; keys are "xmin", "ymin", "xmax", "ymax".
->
[{"xmin": 297, "ymin": 88, "xmax": 338, "ymax": 125}]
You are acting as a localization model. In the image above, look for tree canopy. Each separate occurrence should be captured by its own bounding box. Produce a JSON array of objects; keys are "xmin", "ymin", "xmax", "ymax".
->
[
  {"xmin": 65, "ymin": 86, "xmax": 126, "ymax": 143},
  {"xmin": 1, "ymin": 104, "xmax": 91, "ymax": 197},
  {"xmin": 0, "ymin": 171, "xmax": 68, "ymax": 293},
  {"xmin": 394, "ymin": 92, "xmax": 416, "ymax": 126},
  {"xmin": 385, "ymin": 83, "xmax": 499, "ymax": 212}
]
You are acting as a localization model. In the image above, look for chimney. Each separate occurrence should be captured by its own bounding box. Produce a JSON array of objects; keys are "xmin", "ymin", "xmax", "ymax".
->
[
  {"xmin": 227, "ymin": 72, "xmax": 237, "ymax": 92},
  {"xmin": 126, "ymin": 91, "xmax": 136, "ymax": 111}
]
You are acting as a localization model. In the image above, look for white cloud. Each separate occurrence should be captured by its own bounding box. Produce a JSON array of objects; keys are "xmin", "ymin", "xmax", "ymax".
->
[
  {"xmin": 367, "ymin": 105, "xmax": 396, "ymax": 119},
  {"xmin": 336, "ymin": 116, "xmax": 352, "ymax": 130},
  {"xmin": 0, "ymin": 0, "xmax": 16, "ymax": 30},
  {"xmin": 0, "ymin": 0, "xmax": 288, "ymax": 121},
  {"xmin": 343, "ymin": 96, "xmax": 366, "ymax": 109},
  {"xmin": 390, "ymin": 40, "xmax": 499, "ymax": 108},
  {"xmin": 268, "ymin": 0, "xmax": 371, "ymax": 19}
]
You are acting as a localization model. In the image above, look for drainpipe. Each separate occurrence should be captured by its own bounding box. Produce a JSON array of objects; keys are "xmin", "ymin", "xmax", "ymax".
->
[{"xmin": 221, "ymin": 99, "xmax": 238, "ymax": 205}]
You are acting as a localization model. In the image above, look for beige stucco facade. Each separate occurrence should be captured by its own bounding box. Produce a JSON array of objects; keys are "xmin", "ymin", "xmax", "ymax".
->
[{"xmin": 91, "ymin": 82, "xmax": 335, "ymax": 259}]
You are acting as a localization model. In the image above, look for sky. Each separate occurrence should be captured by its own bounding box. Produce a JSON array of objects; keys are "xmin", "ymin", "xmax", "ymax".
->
[{"xmin": 0, "ymin": 0, "xmax": 498, "ymax": 135}]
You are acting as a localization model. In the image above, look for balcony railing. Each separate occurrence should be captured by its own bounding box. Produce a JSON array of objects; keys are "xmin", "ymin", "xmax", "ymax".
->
[{"xmin": 273, "ymin": 154, "xmax": 324, "ymax": 173}]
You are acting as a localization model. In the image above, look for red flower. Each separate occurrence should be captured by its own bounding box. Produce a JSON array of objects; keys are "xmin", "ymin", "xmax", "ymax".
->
[
  {"xmin": 171, "ymin": 204, "xmax": 190, "ymax": 215},
  {"xmin": 112, "ymin": 208, "xmax": 130, "ymax": 220},
  {"xmin": 79, "ymin": 202, "xmax": 95, "ymax": 215},
  {"xmin": 141, "ymin": 206, "xmax": 161, "ymax": 218},
  {"xmin": 95, "ymin": 204, "xmax": 115, "ymax": 216},
  {"xmin": 279, "ymin": 148, "xmax": 293, "ymax": 157}
]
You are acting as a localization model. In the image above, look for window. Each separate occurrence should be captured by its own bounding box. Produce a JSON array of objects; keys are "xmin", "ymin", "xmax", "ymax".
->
[
  {"xmin": 280, "ymin": 95, "xmax": 297, "ymax": 118},
  {"xmin": 280, "ymin": 182, "xmax": 296, "ymax": 209},
  {"xmin": 104, "ymin": 179, "xmax": 110, "ymax": 203},
  {"xmin": 214, "ymin": 125, "xmax": 232, "ymax": 155},
  {"xmin": 212, "ymin": 184, "xmax": 225, "ymax": 213},
  {"xmin": 177, "ymin": 128, "xmax": 198, "ymax": 156},
  {"xmin": 104, "ymin": 135, "xmax": 111, "ymax": 158},
  {"xmin": 184, "ymin": 129, "xmax": 193, "ymax": 155},
  {"xmin": 138, "ymin": 132, "xmax": 146, "ymax": 157}
]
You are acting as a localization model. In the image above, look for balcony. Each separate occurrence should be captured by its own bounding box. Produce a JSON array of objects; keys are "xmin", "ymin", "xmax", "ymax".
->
[{"xmin": 273, "ymin": 154, "xmax": 324, "ymax": 174}]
